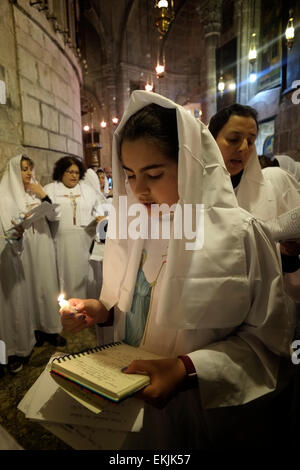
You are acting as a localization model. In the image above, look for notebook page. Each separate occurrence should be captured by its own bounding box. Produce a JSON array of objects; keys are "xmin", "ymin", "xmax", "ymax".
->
[
  {"xmin": 18, "ymin": 358, "xmax": 144, "ymax": 432},
  {"xmin": 41, "ymin": 422, "xmax": 128, "ymax": 450}
]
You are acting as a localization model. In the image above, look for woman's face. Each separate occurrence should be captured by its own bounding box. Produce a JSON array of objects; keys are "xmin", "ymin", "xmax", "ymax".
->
[
  {"xmin": 21, "ymin": 159, "xmax": 33, "ymax": 187},
  {"xmin": 98, "ymin": 172, "xmax": 105, "ymax": 191},
  {"xmin": 216, "ymin": 115, "xmax": 258, "ymax": 176},
  {"xmin": 121, "ymin": 138, "xmax": 179, "ymax": 214},
  {"xmin": 62, "ymin": 164, "xmax": 80, "ymax": 188}
]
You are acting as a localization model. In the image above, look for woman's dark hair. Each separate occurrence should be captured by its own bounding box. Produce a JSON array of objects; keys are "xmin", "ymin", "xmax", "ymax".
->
[
  {"xmin": 258, "ymin": 154, "xmax": 280, "ymax": 169},
  {"xmin": 208, "ymin": 103, "xmax": 259, "ymax": 139},
  {"xmin": 96, "ymin": 168, "xmax": 105, "ymax": 175},
  {"xmin": 21, "ymin": 154, "xmax": 34, "ymax": 168},
  {"xmin": 120, "ymin": 103, "xmax": 179, "ymax": 161},
  {"xmin": 52, "ymin": 156, "xmax": 86, "ymax": 181}
]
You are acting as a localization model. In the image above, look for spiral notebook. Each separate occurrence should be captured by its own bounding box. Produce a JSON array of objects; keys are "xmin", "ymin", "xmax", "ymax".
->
[{"xmin": 50, "ymin": 342, "xmax": 163, "ymax": 403}]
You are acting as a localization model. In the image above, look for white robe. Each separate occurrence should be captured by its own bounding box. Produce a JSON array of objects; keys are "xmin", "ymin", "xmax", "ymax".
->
[
  {"xmin": 235, "ymin": 153, "xmax": 300, "ymax": 303},
  {"xmin": 44, "ymin": 181, "xmax": 103, "ymax": 299},
  {"xmin": 0, "ymin": 220, "xmax": 36, "ymax": 358},
  {"xmin": 20, "ymin": 193, "xmax": 62, "ymax": 333},
  {"xmin": 97, "ymin": 91, "xmax": 294, "ymax": 449},
  {"xmin": 235, "ymin": 157, "xmax": 300, "ymax": 221}
]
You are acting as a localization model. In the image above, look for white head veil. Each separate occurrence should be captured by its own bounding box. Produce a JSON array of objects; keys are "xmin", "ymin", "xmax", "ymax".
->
[
  {"xmin": 0, "ymin": 154, "xmax": 39, "ymax": 232},
  {"xmin": 275, "ymin": 154, "xmax": 300, "ymax": 183},
  {"xmin": 235, "ymin": 147, "xmax": 300, "ymax": 221},
  {"xmin": 100, "ymin": 91, "xmax": 253, "ymax": 329},
  {"xmin": 234, "ymin": 149, "xmax": 277, "ymax": 220},
  {"xmin": 84, "ymin": 168, "xmax": 101, "ymax": 196}
]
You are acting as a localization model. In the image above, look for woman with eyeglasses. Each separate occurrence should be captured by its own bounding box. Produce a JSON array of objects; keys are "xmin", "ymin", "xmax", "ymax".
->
[{"xmin": 44, "ymin": 156, "xmax": 103, "ymax": 300}]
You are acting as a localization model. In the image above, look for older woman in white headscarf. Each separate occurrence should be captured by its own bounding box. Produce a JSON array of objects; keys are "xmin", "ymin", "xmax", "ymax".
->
[
  {"xmin": 209, "ymin": 104, "xmax": 300, "ymax": 303},
  {"xmin": 59, "ymin": 91, "xmax": 293, "ymax": 449},
  {"xmin": 0, "ymin": 154, "xmax": 65, "ymax": 357}
]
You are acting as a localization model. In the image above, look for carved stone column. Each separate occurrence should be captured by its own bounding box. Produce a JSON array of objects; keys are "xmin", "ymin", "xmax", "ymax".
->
[
  {"xmin": 203, "ymin": 0, "xmax": 222, "ymax": 121},
  {"xmin": 102, "ymin": 62, "xmax": 117, "ymax": 159},
  {"xmin": 235, "ymin": 0, "xmax": 253, "ymax": 104}
]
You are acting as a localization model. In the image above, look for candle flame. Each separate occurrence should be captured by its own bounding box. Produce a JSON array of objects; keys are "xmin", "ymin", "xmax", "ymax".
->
[{"xmin": 58, "ymin": 293, "xmax": 70, "ymax": 310}]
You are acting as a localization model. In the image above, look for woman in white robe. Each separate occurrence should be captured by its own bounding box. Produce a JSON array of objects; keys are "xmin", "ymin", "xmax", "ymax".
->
[
  {"xmin": 96, "ymin": 168, "xmax": 113, "ymax": 201},
  {"xmin": 83, "ymin": 168, "xmax": 109, "ymax": 298},
  {"xmin": 208, "ymin": 104, "xmax": 300, "ymax": 295},
  {"xmin": 0, "ymin": 155, "xmax": 63, "ymax": 354},
  {"xmin": 44, "ymin": 156, "xmax": 103, "ymax": 299},
  {"xmin": 59, "ymin": 91, "xmax": 294, "ymax": 449},
  {"xmin": 84, "ymin": 168, "xmax": 105, "ymax": 201}
]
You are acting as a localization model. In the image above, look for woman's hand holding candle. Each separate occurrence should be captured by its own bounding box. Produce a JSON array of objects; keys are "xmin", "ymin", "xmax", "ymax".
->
[
  {"xmin": 58, "ymin": 298, "xmax": 110, "ymax": 334},
  {"xmin": 58, "ymin": 294, "xmax": 71, "ymax": 312}
]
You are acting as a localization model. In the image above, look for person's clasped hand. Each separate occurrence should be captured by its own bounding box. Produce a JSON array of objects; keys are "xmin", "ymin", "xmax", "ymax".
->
[
  {"xmin": 10, "ymin": 219, "xmax": 25, "ymax": 238},
  {"xmin": 25, "ymin": 182, "xmax": 47, "ymax": 199},
  {"xmin": 59, "ymin": 298, "xmax": 108, "ymax": 334},
  {"xmin": 123, "ymin": 358, "xmax": 187, "ymax": 409}
]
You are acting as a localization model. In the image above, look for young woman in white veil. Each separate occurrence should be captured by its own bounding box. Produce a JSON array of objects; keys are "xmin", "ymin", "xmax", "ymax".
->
[
  {"xmin": 59, "ymin": 91, "xmax": 294, "ymax": 449},
  {"xmin": 0, "ymin": 155, "xmax": 65, "ymax": 353}
]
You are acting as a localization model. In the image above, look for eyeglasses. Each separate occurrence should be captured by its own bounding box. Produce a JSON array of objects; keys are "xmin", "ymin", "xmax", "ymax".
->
[{"xmin": 65, "ymin": 170, "xmax": 80, "ymax": 175}]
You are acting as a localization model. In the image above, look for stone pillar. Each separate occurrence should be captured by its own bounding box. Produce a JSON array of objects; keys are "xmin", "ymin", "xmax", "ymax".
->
[
  {"xmin": 102, "ymin": 60, "xmax": 117, "ymax": 116},
  {"xmin": 102, "ymin": 63, "xmax": 117, "ymax": 164},
  {"xmin": 203, "ymin": 0, "xmax": 222, "ymax": 122},
  {"xmin": 235, "ymin": 0, "xmax": 254, "ymax": 104}
]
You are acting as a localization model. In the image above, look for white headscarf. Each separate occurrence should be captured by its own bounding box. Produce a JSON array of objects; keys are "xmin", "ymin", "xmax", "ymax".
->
[
  {"xmin": 96, "ymin": 169, "xmax": 110, "ymax": 199},
  {"xmin": 275, "ymin": 154, "xmax": 300, "ymax": 183},
  {"xmin": 234, "ymin": 149, "xmax": 277, "ymax": 220},
  {"xmin": 100, "ymin": 91, "xmax": 255, "ymax": 329},
  {"xmin": 84, "ymin": 168, "xmax": 101, "ymax": 196},
  {"xmin": 235, "ymin": 149, "xmax": 300, "ymax": 221},
  {"xmin": 0, "ymin": 154, "xmax": 40, "ymax": 232}
]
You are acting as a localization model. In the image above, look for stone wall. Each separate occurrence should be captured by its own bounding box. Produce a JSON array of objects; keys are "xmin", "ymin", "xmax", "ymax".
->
[
  {"xmin": 0, "ymin": 0, "xmax": 83, "ymax": 184},
  {"xmin": 0, "ymin": 1, "xmax": 23, "ymax": 168}
]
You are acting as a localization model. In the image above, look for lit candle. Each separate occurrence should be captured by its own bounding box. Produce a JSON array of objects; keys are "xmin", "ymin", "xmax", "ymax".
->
[{"xmin": 58, "ymin": 293, "xmax": 70, "ymax": 311}]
